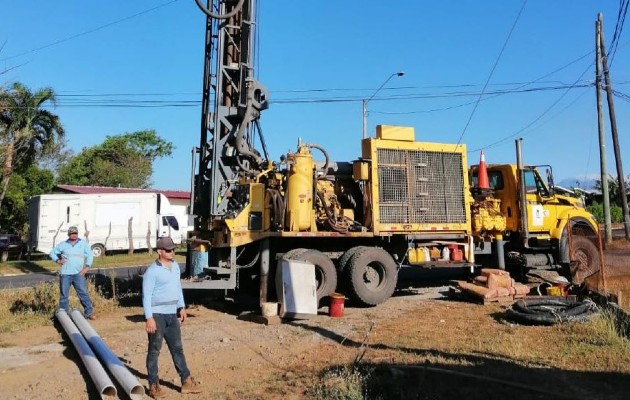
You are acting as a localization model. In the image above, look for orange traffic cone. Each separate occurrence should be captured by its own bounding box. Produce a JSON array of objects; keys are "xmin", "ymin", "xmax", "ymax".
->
[{"xmin": 478, "ymin": 150, "xmax": 489, "ymax": 189}]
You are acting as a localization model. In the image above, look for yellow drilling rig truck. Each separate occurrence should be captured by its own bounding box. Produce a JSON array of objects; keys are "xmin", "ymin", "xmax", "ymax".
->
[{"xmin": 183, "ymin": 0, "xmax": 600, "ymax": 306}]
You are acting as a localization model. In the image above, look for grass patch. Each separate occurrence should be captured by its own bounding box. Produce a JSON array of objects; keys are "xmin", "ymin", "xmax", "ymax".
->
[
  {"xmin": 306, "ymin": 365, "xmax": 369, "ymax": 400},
  {"xmin": 303, "ymin": 304, "xmax": 630, "ymax": 399},
  {"xmin": 0, "ymin": 273, "xmax": 144, "ymax": 333},
  {"xmin": 559, "ymin": 301, "xmax": 630, "ymax": 343}
]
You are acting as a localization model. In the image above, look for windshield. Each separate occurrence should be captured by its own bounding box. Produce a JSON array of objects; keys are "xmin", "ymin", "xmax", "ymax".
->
[{"xmin": 162, "ymin": 216, "xmax": 180, "ymax": 231}]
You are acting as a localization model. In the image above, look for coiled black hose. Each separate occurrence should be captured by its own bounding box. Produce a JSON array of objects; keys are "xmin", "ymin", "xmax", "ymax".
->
[{"xmin": 505, "ymin": 297, "xmax": 598, "ymax": 325}]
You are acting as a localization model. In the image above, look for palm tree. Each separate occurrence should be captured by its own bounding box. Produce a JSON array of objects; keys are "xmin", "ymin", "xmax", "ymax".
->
[{"xmin": 0, "ymin": 82, "xmax": 64, "ymax": 213}]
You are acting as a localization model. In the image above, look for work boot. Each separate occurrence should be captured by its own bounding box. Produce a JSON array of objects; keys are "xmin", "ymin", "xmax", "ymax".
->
[
  {"xmin": 86, "ymin": 314, "xmax": 97, "ymax": 320},
  {"xmin": 148, "ymin": 382, "xmax": 164, "ymax": 399},
  {"xmin": 180, "ymin": 376, "xmax": 202, "ymax": 394}
]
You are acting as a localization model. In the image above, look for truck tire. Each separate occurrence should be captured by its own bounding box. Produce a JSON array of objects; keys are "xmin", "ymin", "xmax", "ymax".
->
[
  {"xmin": 0, "ymin": 251, "xmax": 7, "ymax": 263},
  {"xmin": 569, "ymin": 236, "xmax": 600, "ymax": 284},
  {"xmin": 337, "ymin": 246, "xmax": 368, "ymax": 272},
  {"xmin": 345, "ymin": 247, "xmax": 398, "ymax": 306},
  {"xmin": 336, "ymin": 246, "xmax": 369, "ymax": 293},
  {"xmin": 91, "ymin": 244, "xmax": 106, "ymax": 258},
  {"xmin": 286, "ymin": 249, "xmax": 338, "ymax": 303},
  {"xmin": 282, "ymin": 248, "xmax": 309, "ymax": 261}
]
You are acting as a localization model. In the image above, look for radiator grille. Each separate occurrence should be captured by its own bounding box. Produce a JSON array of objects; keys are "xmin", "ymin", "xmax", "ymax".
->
[{"xmin": 377, "ymin": 148, "xmax": 467, "ymax": 224}]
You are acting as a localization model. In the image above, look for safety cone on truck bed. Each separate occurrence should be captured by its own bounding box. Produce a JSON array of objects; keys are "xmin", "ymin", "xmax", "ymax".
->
[{"xmin": 477, "ymin": 150, "xmax": 489, "ymax": 189}]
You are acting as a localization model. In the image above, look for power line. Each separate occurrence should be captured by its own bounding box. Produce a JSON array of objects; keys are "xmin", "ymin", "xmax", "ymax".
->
[
  {"xmin": 609, "ymin": 0, "xmax": 630, "ymax": 67},
  {"xmin": 472, "ymin": 61, "xmax": 594, "ymax": 152},
  {"xmin": 454, "ymin": 0, "xmax": 528, "ymax": 148},
  {"xmin": 0, "ymin": 0, "xmax": 181, "ymax": 62},
  {"xmin": 375, "ymin": 50, "xmax": 596, "ymax": 116},
  {"xmin": 5, "ymin": 82, "xmax": 588, "ymax": 109},
  {"xmin": 612, "ymin": 88, "xmax": 630, "ymax": 102}
]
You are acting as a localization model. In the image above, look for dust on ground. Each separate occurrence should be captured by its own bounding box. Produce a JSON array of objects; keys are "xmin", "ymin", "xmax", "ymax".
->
[{"xmin": 0, "ymin": 244, "xmax": 628, "ymax": 400}]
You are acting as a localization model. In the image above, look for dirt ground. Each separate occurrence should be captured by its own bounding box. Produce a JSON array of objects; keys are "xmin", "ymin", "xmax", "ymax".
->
[{"xmin": 0, "ymin": 246, "xmax": 629, "ymax": 400}]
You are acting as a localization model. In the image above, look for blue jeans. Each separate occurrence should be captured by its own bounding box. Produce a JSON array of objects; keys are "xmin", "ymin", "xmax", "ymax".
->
[
  {"xmin": 59, "ymin": 273, "xmax": 93, "ymax": 317},
  {"xmin": 146, "ymin": 313, "xmax": 191, "ymax": 385}
]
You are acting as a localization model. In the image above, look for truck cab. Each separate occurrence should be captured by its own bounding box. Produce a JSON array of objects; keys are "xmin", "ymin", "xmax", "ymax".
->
[
  {"xmin": 470, "ymin": 163, "xmax": 599, "ymax": 282},
  {"xmin": 481, "ymin": 164, "xmax": 596, "ymax": 240}
]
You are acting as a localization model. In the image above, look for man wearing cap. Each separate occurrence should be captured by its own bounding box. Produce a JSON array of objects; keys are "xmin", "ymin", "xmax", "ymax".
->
[
  {"xmin": 143, "ymin": 236, "xmax": 201, "ymax": 398},
  {"xmin": 49, "ymin": 226, "xmax": 95, "ymax": 319}
]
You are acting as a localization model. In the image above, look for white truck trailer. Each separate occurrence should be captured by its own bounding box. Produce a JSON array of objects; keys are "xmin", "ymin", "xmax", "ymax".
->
[{"xmin": 28, "ymin": 193, "xmax": 189, "ymax": 257}]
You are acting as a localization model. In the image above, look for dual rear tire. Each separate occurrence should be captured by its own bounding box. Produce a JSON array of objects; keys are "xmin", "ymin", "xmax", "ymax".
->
[
  {"xmin": 283, "ymin": 246, "xmax": 398, "ymax": 307},
  {"xmin": 283, "ymin": 249, "xmax": 337, "ymax": 304},
  {"xmin": 341, "ymin": 247, "xmax": 398, "ymax": 306}
]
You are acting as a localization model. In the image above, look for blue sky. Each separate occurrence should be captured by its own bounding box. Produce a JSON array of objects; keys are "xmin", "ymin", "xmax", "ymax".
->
[{"xmin": 1, "ymin": 0, "xmax": 629, "ymax": 190}]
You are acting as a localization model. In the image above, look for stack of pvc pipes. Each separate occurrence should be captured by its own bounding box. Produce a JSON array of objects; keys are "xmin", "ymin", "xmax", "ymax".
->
[{"xmin": 55, "ymin": 309, "xmax": 145, "ymax": 399}]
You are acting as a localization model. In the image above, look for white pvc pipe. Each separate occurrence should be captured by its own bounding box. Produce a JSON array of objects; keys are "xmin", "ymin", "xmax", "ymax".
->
[
  {"xmin": 70, "ymin": 310, "xmax": 145, "ymax": 400},
  {"xmin": 55, "ymin": 309, "xmax": 117, "ymax": 399}
]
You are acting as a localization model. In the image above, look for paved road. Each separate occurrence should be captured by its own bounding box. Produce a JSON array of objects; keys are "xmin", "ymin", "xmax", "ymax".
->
[{"xmin": 0, "ymin": 265, "xmax": 153, "ymax": 290}]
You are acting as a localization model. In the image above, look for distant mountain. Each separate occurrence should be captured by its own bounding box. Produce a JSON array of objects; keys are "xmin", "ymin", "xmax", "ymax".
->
[{"xmin": 558, "ymin": 175, "xmax": 599, "ymax": 190}]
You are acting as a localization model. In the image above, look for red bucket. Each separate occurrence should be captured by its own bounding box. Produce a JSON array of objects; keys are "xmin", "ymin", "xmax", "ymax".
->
[{"xmin": 329, "ymin": 293, "xmax": 345, "ymax": 318}]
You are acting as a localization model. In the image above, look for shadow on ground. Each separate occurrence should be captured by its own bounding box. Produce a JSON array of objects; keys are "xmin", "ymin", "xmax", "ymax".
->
[{"xmin": 291, "ymin": 320, "xmax": 630, "ymax": 400}]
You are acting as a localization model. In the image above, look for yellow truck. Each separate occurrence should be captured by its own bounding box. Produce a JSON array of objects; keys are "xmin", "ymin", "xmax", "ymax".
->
[
  {"xmin": 186, "ymin": 125, "xmax": 599, "ymax": 305},
  {"xmin": 469, "ymin": 140, "xmax": 599, "ymax": 284}
]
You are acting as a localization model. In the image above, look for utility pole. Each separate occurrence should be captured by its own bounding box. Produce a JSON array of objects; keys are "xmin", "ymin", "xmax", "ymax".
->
[
  {"xmin": 596, "ymin": 14, "xmax": 613, "ymax": 244},
  {"xmin": 599, "ymin": 13, "xmax": 630, "ymax": 241}
]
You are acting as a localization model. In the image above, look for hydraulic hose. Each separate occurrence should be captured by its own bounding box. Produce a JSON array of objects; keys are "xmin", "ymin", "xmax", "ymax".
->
[
  {"xmin": 308, "ymin": 143, "xmax": 330, "ymax": 175},
  {"xmin": 505, "ymin": 297, "xmax": 598, "ymax": 325},
  {"xmin": 316, "ymin": 191, "xmax": 349, "ymax": 234},
  {"xmin": 194, "ymin": 0, "xmax": 245, "ymax": 19}
]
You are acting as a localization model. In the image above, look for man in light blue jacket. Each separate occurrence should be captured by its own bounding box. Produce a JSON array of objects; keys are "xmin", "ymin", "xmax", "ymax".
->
[
  {"xmin": 143, "ymin": 236, "xmax": 201, "ymax": 398},
  {"xmin": 49, "ymin": 226, "xmax": 95, "ymax": 319}
]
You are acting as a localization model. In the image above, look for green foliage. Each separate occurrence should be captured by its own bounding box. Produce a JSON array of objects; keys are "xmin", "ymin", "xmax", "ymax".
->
[
  {"xmin": 0, "ymin": 165, "xmax": 55, "ymax": 234},
  {"xmin": 105, "ymin": 130, "xmax": 174, "ymax": 159},
  {"xmin": 588, "ymin": 203, "xmax": 604, "ymax": 223},
  {"xmin": 595, "ymin": 174, "xmax": 630, "ymax": 208},
  {"xmin": 0, "ymin": 82, "xmax": 64, "ymax": 173},
  {"xmin": 58, "ymin": 129, "xmax": 174, "ymax": 188},
  {"xmin": 611, "ymin": 206, "xmax": 623, "ymax": 224},
  {"xmin": 0, "ymin": 82, "xmax": 64, "ymax": 222},
  {"xmin": 587, "ymin": 202, "xmax": 624, "ymax": 223}
]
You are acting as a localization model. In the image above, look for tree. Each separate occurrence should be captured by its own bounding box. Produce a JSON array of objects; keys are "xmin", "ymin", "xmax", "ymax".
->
[
  {"xmin": 0, "ymin": 82, "xmax": 64, "ymax": 214},
  {"xmin": 595, "ymin": 174, "xmax": 630, "ymax": 207},
  {"xmin": 0, "ymin": 164, "xmax": 55, "ymax": 235},
  {"xmin": 58, "ymin": 130, "xmax": 174, "ymax": 188}
]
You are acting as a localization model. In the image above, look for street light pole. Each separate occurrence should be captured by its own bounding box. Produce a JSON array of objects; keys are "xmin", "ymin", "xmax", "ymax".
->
[{"xmin": 362, "ymin": 71, "xmax": 405, "ymax": 139}]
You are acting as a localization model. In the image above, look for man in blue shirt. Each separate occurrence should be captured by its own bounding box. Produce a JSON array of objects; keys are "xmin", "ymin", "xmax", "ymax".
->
[
  {"xmin": 143, "ymin": 236, "xmax": 201, "ymax": 399},
  {"xmin": 49, "ymin": 226, "xmax": 95, "ymax": 319}
]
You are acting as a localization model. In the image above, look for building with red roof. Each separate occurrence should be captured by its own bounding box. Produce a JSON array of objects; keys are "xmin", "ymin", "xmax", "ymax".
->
[{"xmin": 54, "ymin": 185, "xmax": 191, "ymax": 205}]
